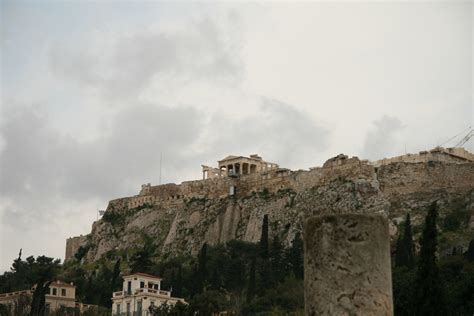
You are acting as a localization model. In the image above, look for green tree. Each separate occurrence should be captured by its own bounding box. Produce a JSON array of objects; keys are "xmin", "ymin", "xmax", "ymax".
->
[
  {"xmin": 395, "ymin": 235, "xmax": 404, "ymax": 267},
  {"xmin": 259, "ymin": 215, "xmax": 269, "ymax": 260},
  {"xmin": 174, "ymin": 265, "xmax": 183, "ymax": 297},
  {"xmin": 465, "ymin": 239, "xmax": 474, "ymax": 262},
  {"xmin": 246, "ymin": 256, "xmax": 256, "ymax": 303},
  {"xmin": 111, "ymin": 259, "xmax": 122, "ymax": 292},
  {"xmin": 197, "ymin": 243, "xmax": 208, "ymax": 293},
  {"xmin": 395, "ymin": 213, "xmax": 415, "ymax": 269},
  {"xmin": 392, "ymin": 267, "xmax": 416, "ymax": 316},
  {"xmin": 286, "ymin": 232, "xmax": 304, "ymax": 279},
  {"xmin": 413, "ymin": 202, "xmax": 447, "ymax": 315},
  {"xmin": 257, "ymin": 215, "xmax": 272, "ymax": 294},
  {"xmin": 270, "ymin": 234, "xmax": 285, "ymax": 284},
  {"xmin": 30, "ymin": 280, "xmax": 52, "ymax": 316},
  {"xmin": 188, "ymin": 290, "xmax": 228, "ymax": 315},
  {"xmin": 130, "ymin": 245, "xmax": 154, "ymax": 274}
]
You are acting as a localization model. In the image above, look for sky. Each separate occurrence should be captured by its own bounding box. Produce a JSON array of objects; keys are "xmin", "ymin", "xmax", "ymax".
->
[{"xmin": 0, "ymin": 1, "xmax": 472, "ymax": 273}]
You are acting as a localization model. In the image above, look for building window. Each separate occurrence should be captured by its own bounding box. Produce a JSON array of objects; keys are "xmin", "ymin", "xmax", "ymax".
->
[
  {"xmin": 127, "ymin": 281, "xmax": 132, "ymax": 295},
  {"xmin": 116, "ymin": 303, "xmax": 121, "ymax": 315},
  {"xmin": 52, "ymin": 288, "xmax": 57, "ymax": 296},
  {"xmin": 126, "ymin": 302, "xmax": 131, "ymax": 316},
  {"xmin": 140, "ymin": 281, "xmax": 145, "ymax": 288},
  {"xmin": 61, "ymin": 289, "xmax": 66, "ymax": 296},
  {"xmin": 154, "ymin": 284, "xmax": 158, "ymax": 290}
]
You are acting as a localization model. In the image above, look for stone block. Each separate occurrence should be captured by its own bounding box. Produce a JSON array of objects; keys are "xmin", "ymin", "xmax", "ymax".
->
[{"xmin": 304, "ymin": 214, "xmax": 393, "ymax": 316}]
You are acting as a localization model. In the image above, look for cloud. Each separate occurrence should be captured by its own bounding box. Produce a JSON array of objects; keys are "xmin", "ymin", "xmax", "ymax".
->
[
  {"xmin": 203, "ymin": 97, "xmax": 331, "ymax": 169},
  {"xmin": 48, "ymin": 16, "xmax": 243, "ymax": 102},
  {"xmin": 362, "ymin": 115, "xmax": 405, "ymax": 160},
  {"xmin": 1, "ymin": 1, "xmax": 470, "ymax": 272},
  {"xmin": 0, "ymin": 103, "xmax": 203, "ymax": 224}
]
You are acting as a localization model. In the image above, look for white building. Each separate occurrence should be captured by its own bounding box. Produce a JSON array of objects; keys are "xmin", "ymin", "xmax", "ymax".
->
[
  {"xmin": 111, "ymin": 273, "xmax": 186, "ymax": 316},
  {"xmin": 0, "ymin": 280, "xmax": 96, "ymax": 315}
]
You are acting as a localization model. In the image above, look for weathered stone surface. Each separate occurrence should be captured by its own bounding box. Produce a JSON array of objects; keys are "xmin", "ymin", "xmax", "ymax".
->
[
  {"xmin": 64, "ymin": 151, "xmax": 474, "ymax": 264},
  {"xmin": 304, "ymin": 214, "xmax": 393, "ymax": 316},
  {"xmin": 65, "ymin": 235, "xmax": 88, "ymax": 262}
]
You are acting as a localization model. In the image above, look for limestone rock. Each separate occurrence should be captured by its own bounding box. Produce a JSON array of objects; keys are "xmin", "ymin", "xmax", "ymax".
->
[{"xmin": 304, "ymin": 214, "xmax": 393, "ymax": 316}]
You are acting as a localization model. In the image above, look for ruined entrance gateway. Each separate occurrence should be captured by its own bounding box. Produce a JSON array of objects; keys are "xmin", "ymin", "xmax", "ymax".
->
[{"xmin": 201, "ymin": 154, "xmax": 279, "ymax": 179}]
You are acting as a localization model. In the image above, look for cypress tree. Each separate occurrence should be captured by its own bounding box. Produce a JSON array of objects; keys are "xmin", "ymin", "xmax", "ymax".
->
[
  {"xmin": 287, "ymin": 232, "xmax": 304, "ymax": 279},
  {"xmin": 197, "ymin": 243, "xmax": 208, "ymax": 293},
  {"xmin": 130, "ymin": 244, "xmax": 154, "ymax": 274},
  {"xmin": 465, "ymin": 239, "xmax": 474, "ymax": 261},
  {"xmin": 395, "ymin": 213, "xmax": 415, "ymax": 269},
  {"xmin": 402, "ymin": 213, "xmax": 415, "ymax": 269},
  {"xmin": 257, "ymin": 215, "xmax": 272, "ymax": 294},
  {"xmin": 111, "ymin": 258, "xmax": 121, "ymax": 291},
  {"xmin": 395, "ymin": 235, "xmax": 405, "ymax": 268},
  {"xmin": 270, "ymin": 234, "xmax": 284, "ymax": 283},
  {"xmin": 30, "ymin": 280, "xmax": 52, "ymax": 316},
  {"xmin": 174, "ymin": 265, "xmax": 183, "ymax": 297},
  {"xmin": 246, "ymin": 256, "xmax": 256, "ymax": 303},
  {"xmin": 414, "ymin": 202, "xmax": 447, "ymax": 315},
  {"xmin": 191, "ymin": 264, "xmax": 199, "ymax": 296}
]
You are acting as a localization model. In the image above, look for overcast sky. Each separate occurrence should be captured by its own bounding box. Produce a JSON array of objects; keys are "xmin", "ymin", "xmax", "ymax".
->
[{"xmin": 1, "ymin": 1, "xmax": 472, "ymax": 273}]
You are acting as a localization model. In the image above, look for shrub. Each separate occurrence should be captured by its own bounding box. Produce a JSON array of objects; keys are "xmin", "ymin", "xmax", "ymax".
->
[{"xmin": 443, "ymin": 208, "xmax": 471, "ymax": 231}]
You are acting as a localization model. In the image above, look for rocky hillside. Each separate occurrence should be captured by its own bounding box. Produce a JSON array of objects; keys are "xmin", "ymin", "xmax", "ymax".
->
[{"xmin": 67, "ymin": 152, "xmax": 474, "ymax": 264}]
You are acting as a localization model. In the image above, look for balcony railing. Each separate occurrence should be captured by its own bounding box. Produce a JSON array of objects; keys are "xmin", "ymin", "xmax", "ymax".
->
[
  {"xmin": 0, "ymin": 290, "xmax": 33, "ymax": 297},
  {"xmin": 113, "ymin": 288, "xmax": 171, "ymax": 298},
  {"xmin": 135, "ymin": 288, "xmax": 171, "ymax": 297},
  {"xmin": 114, "ymin": 312, "xmax": 150, "ymax": 316}
]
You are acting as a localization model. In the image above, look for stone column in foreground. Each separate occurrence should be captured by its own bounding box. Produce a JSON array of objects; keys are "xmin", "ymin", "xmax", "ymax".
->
[{"xmin": 304, "ymin": 214, "xmax": 393, "ymax": 316}]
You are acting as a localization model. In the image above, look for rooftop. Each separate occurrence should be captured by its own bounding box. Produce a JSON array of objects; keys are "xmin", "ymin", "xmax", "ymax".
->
[{"xmin": 123, "ymin": 272, "xmax": 162, "ymax": 280}]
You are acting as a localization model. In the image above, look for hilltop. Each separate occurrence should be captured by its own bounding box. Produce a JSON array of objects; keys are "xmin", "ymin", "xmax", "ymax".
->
[{"xmin": 66, "ymin": 147, "xmax": 474, "ymax": 265}]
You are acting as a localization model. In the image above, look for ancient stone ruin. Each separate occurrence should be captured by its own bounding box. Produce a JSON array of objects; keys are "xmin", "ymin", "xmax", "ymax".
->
[
  {"xmin": 64, "ymin": 147, "xmax": 474, "ymax": 265},
  {"xmin": 304, "ymin": 214, "xmax": 393, "ymax": 315},
  {"xmin": 202, "ymin": 154, "xmax": 279, "ymax": 179}
]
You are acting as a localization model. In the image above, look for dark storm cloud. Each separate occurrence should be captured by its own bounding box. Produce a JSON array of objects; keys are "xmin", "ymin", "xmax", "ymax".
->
[{"xmin": 362, "ymin": 115, "xmax": 405, "ymax": 160}]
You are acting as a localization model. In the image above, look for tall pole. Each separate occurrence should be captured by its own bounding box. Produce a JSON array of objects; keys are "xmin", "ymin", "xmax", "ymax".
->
[{"xmin": 159, "ymin": 152, "xmax": 162, "ymax": 185}]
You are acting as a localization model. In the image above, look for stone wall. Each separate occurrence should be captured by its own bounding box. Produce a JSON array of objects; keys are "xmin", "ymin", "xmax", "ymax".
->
[
  {"xmin": 123, "ymin": 155, "xmax": 374, "ymax": 211},
  {"xmin": 376, "ymin": 161, "xmax": 474, "ymax": 197},
  {"xmin": 65, "ymin": 235, "xmax": 88, "ymax": 262},
  {"xmin": 66, "ymin": 149, "xmax": 474, "ymax": 264},
  {"xmin": 372, "ymin": 147, "xmax": 474, "ymax": 167}
]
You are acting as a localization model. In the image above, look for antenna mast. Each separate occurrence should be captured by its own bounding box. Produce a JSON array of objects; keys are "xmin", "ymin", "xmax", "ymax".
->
[{"xmin": 159, "ymin": 152, "xmax": 162, "ymax": 185}]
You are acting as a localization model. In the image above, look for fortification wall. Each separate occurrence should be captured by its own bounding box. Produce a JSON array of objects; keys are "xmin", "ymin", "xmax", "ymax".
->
[
  {"xmin": 115, "ymin": 155, "xmax": 379, "ymax": 211},
  {"xmin": 65, "ymin": 235, "xmax": 88, "ymax": 262},
  {"xmin": 66, "ymin": 149, "xmax": 474, "ymax": 264},
  {"xmin": 372, "ymin": 147, "xmax": 474, "ymax": 167},
  {"xmin": 377, "ymin": 160, "xmax": 474, "ymax": 197}
]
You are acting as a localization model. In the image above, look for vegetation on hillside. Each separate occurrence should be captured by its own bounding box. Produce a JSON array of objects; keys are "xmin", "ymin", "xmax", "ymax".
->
[{"xmin": 1, "ymin": 202, "xmax": 473, "ymax": 315}]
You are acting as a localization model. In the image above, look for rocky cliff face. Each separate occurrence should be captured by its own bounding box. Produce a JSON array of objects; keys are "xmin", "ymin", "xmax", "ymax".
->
[{"xmin": 67, "ymin": 154, "xmax": 474, "ymax": 264}]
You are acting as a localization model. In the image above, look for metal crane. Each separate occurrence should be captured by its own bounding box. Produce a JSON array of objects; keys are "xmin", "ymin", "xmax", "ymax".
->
[{"xmin": 454, "ymin": 128, "xmax": 473, "ymax": 147}]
